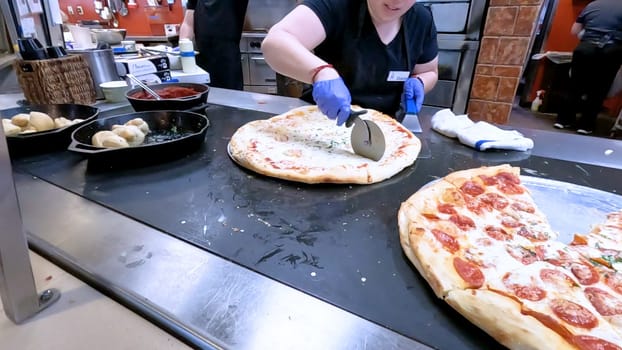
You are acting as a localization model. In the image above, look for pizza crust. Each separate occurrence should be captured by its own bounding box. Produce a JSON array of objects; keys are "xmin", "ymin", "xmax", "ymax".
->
[
  {"xmin": 446, "ymin": 289, "xmax": 575, "ymax": 350},
  {"xmin": 399, "ymin": 180, "xmax": 472, "ymax": 298},
  {"xmin": 228, "ymin": 106, "xmax": 421, "ymax": 184}
]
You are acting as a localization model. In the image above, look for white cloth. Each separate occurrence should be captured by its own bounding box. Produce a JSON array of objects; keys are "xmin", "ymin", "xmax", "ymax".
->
[
  {"xmin": 430, "ymin": 108, "xmax": 474, "ymax": 138},
  {"xmin": 457, "ymin": 122, "xmax": 534, "ymax": 151},
  {"xmin": 431, "ymin": 109, "xmax": 534, "ymax": 152}
]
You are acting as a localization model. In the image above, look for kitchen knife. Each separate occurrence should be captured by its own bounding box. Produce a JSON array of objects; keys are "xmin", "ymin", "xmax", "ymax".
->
[
  {"xmin": 345, "ymin": 109, "xmax": 386, "ymax": 161},
  {"xmin": 402, "ymin": 98, "xmax": 423, "ymax": 133}
]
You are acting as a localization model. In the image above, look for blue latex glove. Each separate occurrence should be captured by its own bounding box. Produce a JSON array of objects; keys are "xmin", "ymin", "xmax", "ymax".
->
[
  {"xmin": 312, "ymin": 78, "xmax": 352, "ymax": 126},
  {"xmin": 403, "ymin": 77, "xmax": 425, "ymax": 114}
]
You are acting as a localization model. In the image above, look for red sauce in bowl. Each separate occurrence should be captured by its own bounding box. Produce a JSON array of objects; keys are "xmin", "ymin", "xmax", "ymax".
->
[{"xmin": 130, "ymin": 86, "xmax": 200, "ymax": 100}]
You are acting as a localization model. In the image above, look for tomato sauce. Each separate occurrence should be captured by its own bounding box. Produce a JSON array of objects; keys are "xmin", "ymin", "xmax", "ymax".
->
[{"xmin": 130, "ymin": 86, "xmax": 200, "ymax": 100}]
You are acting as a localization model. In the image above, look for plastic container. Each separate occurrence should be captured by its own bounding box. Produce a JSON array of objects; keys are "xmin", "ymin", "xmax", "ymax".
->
[
  {"xmin": 179, "ymin": 39, "xmax": 197, "ymax": 73},
  {"xmin": 100, "ymin": 81, "xmax": 130, "ymax": 103}
]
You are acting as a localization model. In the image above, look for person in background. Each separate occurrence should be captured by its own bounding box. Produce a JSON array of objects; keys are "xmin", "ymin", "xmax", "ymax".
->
[
  {"xmin": 179, "ymin": 0, "xmax": 249, "ymax": 90},
  {"xmin": 261, "ymin": 0, "xmax": 438, "ymax": 126},
  {"xmin": 554, "ymin": 0, "xmax": 622, "ymax": 135}
]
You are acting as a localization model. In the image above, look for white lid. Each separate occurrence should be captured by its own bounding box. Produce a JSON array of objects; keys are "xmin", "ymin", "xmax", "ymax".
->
[{"xmin": 100, "ymin": 80, "xmax": 128, "ymax": 88}]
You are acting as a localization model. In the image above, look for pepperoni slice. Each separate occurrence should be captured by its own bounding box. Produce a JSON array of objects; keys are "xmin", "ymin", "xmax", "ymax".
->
[
  {"xmin": 584, "ymin": 287, "xmax": 622, "ymax": 316},
  {"xmin": 571, "ymin": 262, "xmax": 599, "ymax": 285},
  {"xmin": 422, "ymin": 213, "xmax": 440, "ymax": 220},
  {"xmin": 466, "ymin": 198, "xmax": 486, "ymax": 215},
  {"xmin": 480, "ymin": 192, "xmax": 509, "ymax": 210},
  {"xmin": 478, "ymin": 174, "xmax": 497, "ymax": 186},
  {"xmin": 501, "ymin": 216, "xmax": 521, "ymax": 228},
  {"xmin": 604, "ymin": 272, "xmax": 622, "ymax": 295},
  {"xmin": 495, "ymin": 172, "xmax": 524, "ymax": 195},
  {"xmin": 507, "ymin": 245, "xmax": 539, "ymax": 265},
  {"xmin": 460, "ymin": 181, "xmax": 485, "ymax": 197},
  {"xmin": 550, "ymin": 299, "xmax": 598, "ymax": 329},
  {"xmin": 510, "ymin": 200, "xmax": 536, "ymax": 213},
  {"xmin": 431, "ymin": 228, "xmax": 459, "ymax": 254},
  {"xmin": 437, "ymin": 203, "xmax": 457, "ymax": 215},
  {"xmin": 453, "ymin": 257, "xmax": 485, "ymax": 289},
  {"xmin": 540, "ymin": 268, "xmax": 578, "ymax": 289},
  {"xmin": 502, "ymin": 274, "xmax": 546, "ymax": 301},
  {"xmin": 573, "ymin": 335, "xmax": 622, "ymax": 350},
  {"xmin": 517, "ymin": 226, "xmax": 549, "ymax": 242},
  {"xmin": 449, "ymin": 214, "xmax": 475, "ymax": 231},
  {"xmin": 536, "ymin": 247, "xmax": 574, "ymax": 267},
  {"xmin": 485, "ymin": 225, "xmax": 511, "ymax": 241}
]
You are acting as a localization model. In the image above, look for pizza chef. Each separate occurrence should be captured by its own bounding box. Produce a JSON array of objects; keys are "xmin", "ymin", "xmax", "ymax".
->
[{"xmin": 262, "ymin": 0, "xmax": 439, "ymax": 126}]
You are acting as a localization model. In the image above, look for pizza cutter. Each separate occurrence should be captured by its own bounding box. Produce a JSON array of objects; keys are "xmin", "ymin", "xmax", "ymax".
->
[{"xmin": 345, "ymin": 109, "xmax": 386, "ymax": 161}]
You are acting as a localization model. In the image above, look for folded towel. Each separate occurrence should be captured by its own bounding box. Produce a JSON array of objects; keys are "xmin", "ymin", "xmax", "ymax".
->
[
  {"xmin": 457, "ymin": 121, "xmax": 534, "ymax": 151},
  {"xmin": 431, "ymin": 109, "xmax": 534, "ymax": 152},
  {"xmin": 431, "ymin": 108, "xmax": 474, "ymax": 138}
]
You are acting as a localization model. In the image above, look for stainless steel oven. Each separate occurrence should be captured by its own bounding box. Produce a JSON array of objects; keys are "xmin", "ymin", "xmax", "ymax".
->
[
  {"xmin": 419, "ymin": 0, "xmax": 486, "ymax": 114},
  {"xmin": 240, "ymin": 33, "xmax": 278, "ymax": 94}
]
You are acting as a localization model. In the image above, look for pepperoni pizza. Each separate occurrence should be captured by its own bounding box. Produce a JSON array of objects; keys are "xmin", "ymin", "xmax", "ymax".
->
[{"xmin": 398, "ymin": 164, "xmax": 622, "ymax": 350}]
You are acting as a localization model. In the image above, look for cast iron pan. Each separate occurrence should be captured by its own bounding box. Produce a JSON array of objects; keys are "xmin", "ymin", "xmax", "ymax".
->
[
  {"xmin": 68, "ymin": 110, "xmax": 209, "ymax": 170},
  {"xmin": 0, "ymin": 104, "xmax": 99, "ymax": 157},
  {"xmin": 125, "ymin": 82, "xmax": 209, "ymax": 111}
]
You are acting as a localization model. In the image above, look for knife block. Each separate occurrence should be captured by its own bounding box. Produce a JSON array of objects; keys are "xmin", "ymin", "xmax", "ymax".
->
[{"xmin": 14, "ymin": 54, "xmax": 97, "ymax": 105}]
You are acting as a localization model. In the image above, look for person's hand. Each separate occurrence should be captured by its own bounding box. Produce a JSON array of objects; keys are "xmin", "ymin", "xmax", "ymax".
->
[
  {"xmin": 312, "ymin": 78, "xmax": 352, "ymax": 126},
  {"xmin": 403, "ymin": 76, "xmax": 425, "ymax": 113}
]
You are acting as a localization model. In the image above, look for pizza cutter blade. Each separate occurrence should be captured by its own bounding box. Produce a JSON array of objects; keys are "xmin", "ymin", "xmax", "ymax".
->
[{"xmin": 345, "ymin": 109, "xmax": 386, "ymax": 161}]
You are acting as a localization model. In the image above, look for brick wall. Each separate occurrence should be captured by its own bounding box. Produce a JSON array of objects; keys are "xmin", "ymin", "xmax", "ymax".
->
[{"xmin": 467, "ymin": 0, "xmax": 543, "ymax": 123}]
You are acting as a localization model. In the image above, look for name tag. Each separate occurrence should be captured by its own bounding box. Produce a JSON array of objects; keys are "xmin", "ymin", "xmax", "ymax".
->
[{"xmin": 387, "ymin": 71, "xmax": 410, "ymax": 82}]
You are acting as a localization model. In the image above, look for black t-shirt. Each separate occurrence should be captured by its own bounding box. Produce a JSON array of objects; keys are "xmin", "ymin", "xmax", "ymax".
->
[
  {"xmin": 577, "ymin": 0, "xmax": 622, "ymax": 42},
  {"xmin": 304, "ymin": 0, "xmax": 437, "ymax": 65},
  {"xmin": 301, "ymin": 0, "xmax": 438, "ymax": 114},
  {"xmin": 187, "ymin": 0, "xmax": 249, "ymax": 41}
]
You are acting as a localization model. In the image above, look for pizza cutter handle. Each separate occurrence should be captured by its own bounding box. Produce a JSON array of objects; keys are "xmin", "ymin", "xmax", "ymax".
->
[{"xmin": 345, "ymin": 109, "xmax": 368, "ymax": 128}]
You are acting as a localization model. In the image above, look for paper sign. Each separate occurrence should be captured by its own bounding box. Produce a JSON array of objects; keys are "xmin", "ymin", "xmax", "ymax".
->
[
  {"xmin": 15, "ymin": 0, "xmax": 30, "ymax": 16},
  {"xmin": 48, "ymin": 0, "xmax": 63, "ymax": 24},
  {"xmin": 20, "ymin": 17, "xmax": 36, "ymax": 37},
  {"xmin": 27, "ymin": 0, "xmax": 44, "ymax": 14}
]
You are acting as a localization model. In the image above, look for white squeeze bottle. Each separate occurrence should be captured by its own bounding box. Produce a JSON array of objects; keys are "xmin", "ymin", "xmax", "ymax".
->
[{"xmin": 179, "ymin": 38, "xmax": 197, "ymax": 73}]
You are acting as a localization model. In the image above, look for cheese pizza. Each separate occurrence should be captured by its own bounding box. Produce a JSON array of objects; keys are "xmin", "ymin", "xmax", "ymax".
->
[
  {"xmin": 398, "ymin": 164, "xmax": 622, "ymax": 350},
  {"xmin": 228, "ymin": 106, "xmax": 420, "ymax": 184}
]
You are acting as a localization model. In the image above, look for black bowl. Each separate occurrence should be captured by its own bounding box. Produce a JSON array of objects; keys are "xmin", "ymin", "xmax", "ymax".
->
[
  {"xmin": 69, "ymin": 110, "xmax": 209, "ymax": 170},
  {"xmin": 125, "ymin": 82, "xmax": 209, "ymax": 112},
  {"xmin": 1, "ymin": 104, "xmax": 99, "ymax": 157}
]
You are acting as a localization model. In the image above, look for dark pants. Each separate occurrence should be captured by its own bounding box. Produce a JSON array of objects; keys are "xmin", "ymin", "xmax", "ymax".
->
[
  {"xmin": 557, "ymin": 41, "xmax": 622, "ymax": 130},
  {"xmin": 194, "ymin": 37, "xmax": 244, "ymax": 90}
]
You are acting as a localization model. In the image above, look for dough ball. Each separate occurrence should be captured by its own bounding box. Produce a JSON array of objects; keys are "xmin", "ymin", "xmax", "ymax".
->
[
  {"xmin": 20, "ymin": 125, "xmax": 37, "ymax": 134},
  {"xmin": 102, "ymin": 135, "xmax": 130, "ymax": 148},
  {"xmin": 125, "ymin": 118, "xmax": 150, "ymax": 135},
  {"xmin": 72, "ymin": 118, "xmax": 84, "ymax": 124},
  {"xmin": 54, "ymin": 117, "xmax": 73, "ymax": 129},
  {"xmin": 92, "ymin": 130, "xmax": 129, "ymax": 148},
  {"xmin": 112, "ymin": 124, "xmax": 145, "ymax": 147},
  {"xmin": 11, "ymin": 113, "xmax": 30, "ymax": 127},
  {"xmin": 29, "ymin": 111, "xmax": 55, "ymax": 132},
  {"xmin": 2, "ymin": 119, "xmax": 21, "ymax": 136}
]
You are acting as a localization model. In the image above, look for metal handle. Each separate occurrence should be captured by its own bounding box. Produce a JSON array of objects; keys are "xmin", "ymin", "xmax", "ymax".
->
[{"xmin": 126, "ymin": 74, "xmax": 162, "ymax": 100}]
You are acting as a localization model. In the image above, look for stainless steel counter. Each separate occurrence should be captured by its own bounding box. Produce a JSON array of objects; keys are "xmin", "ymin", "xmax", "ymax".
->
[{"xmin": 3, "ymin": 89, "xmax": 622, "ymax": 349}]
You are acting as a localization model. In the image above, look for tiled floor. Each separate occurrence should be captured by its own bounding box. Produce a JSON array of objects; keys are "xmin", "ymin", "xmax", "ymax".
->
[
  {"xmin": 508, "ymin": 103, "xmax": 622, "ymax": 139},
  {"xmin": 0, "ymin": 252, "xmax": 192, "ymax": 350}
]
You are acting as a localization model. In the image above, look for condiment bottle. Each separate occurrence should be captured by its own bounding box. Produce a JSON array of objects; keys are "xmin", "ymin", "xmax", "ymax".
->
[{"xmin": 179, "ymin": 38, "xmax": 197, "ymax": 73}]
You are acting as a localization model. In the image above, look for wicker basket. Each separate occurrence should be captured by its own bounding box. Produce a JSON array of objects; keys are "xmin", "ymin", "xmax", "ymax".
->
[{"xmin": 14, "ymin": 54, "xmax": 97, "ymax": 105}]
